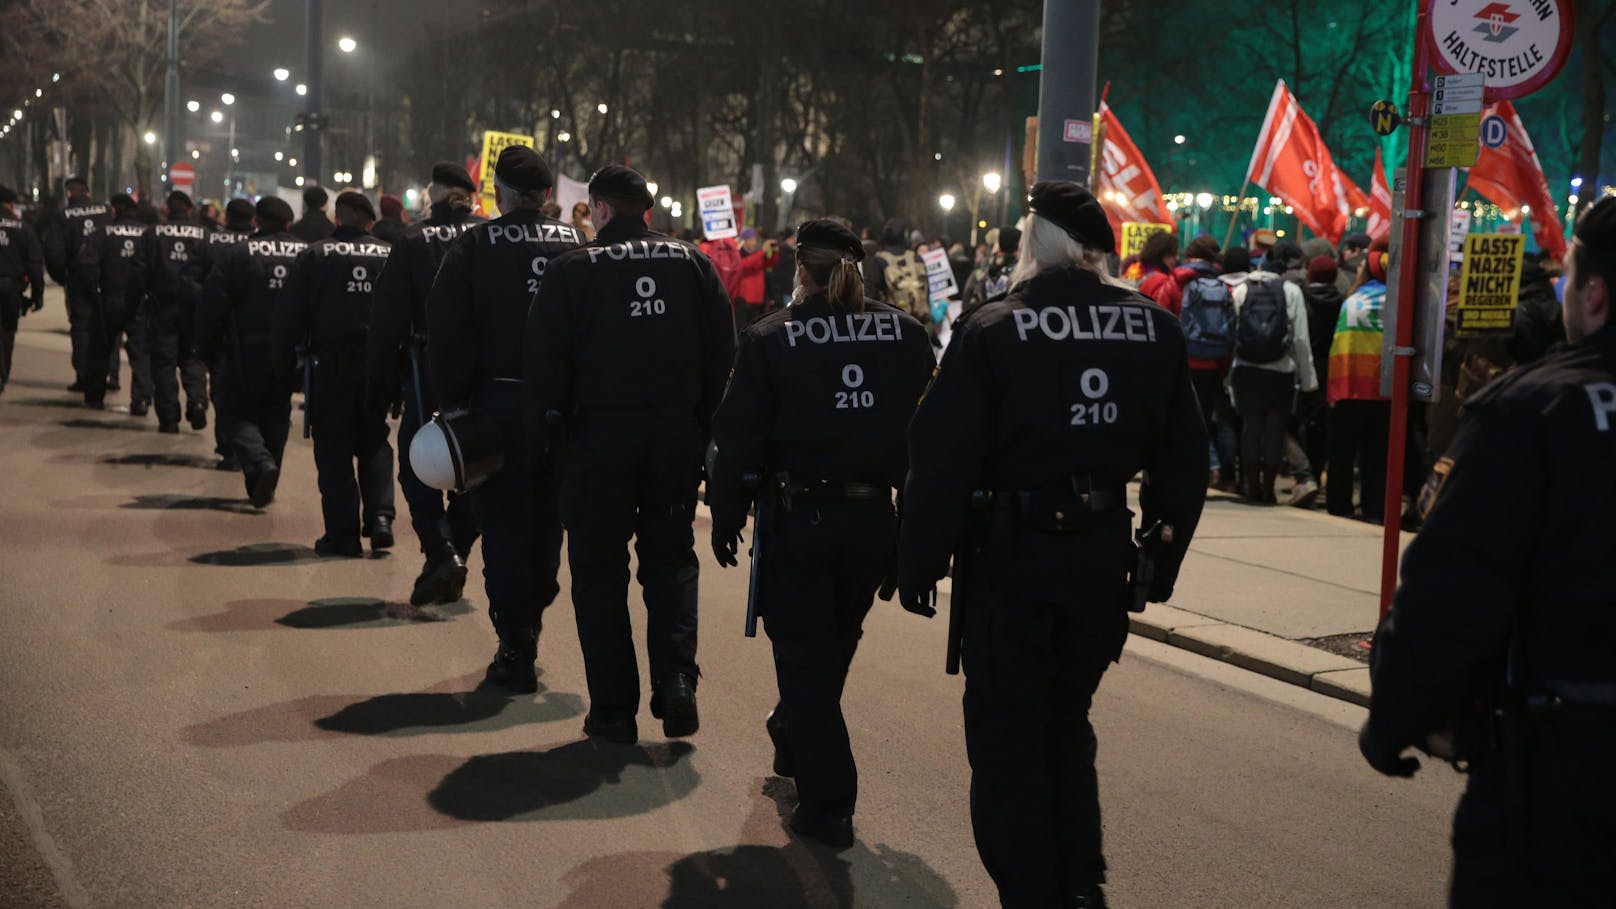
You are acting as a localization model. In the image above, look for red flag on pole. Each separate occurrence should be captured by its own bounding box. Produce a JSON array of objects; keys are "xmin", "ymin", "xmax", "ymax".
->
[
  {"xmin": 1467, "ymin": 100, "xmax": 1567, "ymax": 260},
  {"xmin": 1367, "ymin": 147, "xmax": 1393, "ymax": 240},
  {"xmin": 1244, "ymin": 81, "xmax": 1361, "ymax": 245},
  {"xmin": 1096, "ymin": 102, "xmax": 1172, "ymax": 234}
]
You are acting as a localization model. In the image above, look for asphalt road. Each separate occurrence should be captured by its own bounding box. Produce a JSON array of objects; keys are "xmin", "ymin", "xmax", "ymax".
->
[{"xmin": 0, "ymin": 311, "xmax": 1465, "ymax": 908}]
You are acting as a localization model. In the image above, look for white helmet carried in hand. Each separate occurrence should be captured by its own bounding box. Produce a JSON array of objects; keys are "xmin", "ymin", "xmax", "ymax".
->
[{"xmin": 408, "ymin": 409, "xmax": 505, "ymax": 493}]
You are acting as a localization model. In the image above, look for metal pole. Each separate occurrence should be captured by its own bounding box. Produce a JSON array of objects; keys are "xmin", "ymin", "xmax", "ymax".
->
[
  {"xmin": 226, "ymin": 113, "xmax": 235, "ymax": 192},
  {"xmin": 1034, "ymin": 0, "xmax": 1100, "ymax": 184},
  {"xmin": 303, "ymin": 0, "xmax": 324, "ymax": 190},
  {"xmin": 164, "ymin": 0, "xmax": 180, "ymax": 192}
]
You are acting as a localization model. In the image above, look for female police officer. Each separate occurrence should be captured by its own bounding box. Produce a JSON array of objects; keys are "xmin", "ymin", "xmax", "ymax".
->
[
  {"xmin": 708, "ymin": 219, "xmax": 935, "ymax": 848},
  {"xmin": 898, "ymin": 182, "xmax": 1208, "ymax": 907}
]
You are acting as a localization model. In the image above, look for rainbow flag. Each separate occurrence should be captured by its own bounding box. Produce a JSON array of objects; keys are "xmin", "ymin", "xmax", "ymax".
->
[{"xmin": 1327, "ymin": 280, "xmax": 1387, "ymax": 404}]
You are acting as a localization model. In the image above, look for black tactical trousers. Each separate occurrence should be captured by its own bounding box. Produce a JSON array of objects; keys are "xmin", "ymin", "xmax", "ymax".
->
[
  {"xmin": 216, "ymin": 358, "xmax": 291, "ymax": 492},
  {"xmin": 1449, "ymin": 721, "xmax": 1616, "ymax": 908},
  {"xmin": 0, "ymin": 279, "xmax": 20, "ymax": 389},
  {"xmin": 309, "ymin": 356, "xmax": 394, "ymax": 540},
  {"xmin": 762, "ymin": 498, "xmax": 892, "ymax": 821},
  {"xmin": 961, "ymin": 522, "xmax": 1132, "ymax": 909},
  {"xmin": 208, "ymin": 360, "xmax": 231, "ymax": 458},
  {"xmin": 148, "ymin": 294, "xmax": 207, "ymax": 426},
  {"xmin": 467, "ymin": 385, "xmax": 560, "ymax": 653},
  {"xmin": 84, "ymin": 298, "xmax": 150, "ymax": 405},
  {"xmin": 398, "ymin": 377, "xmax": 478, "ymax": 557},
  {"xmin": 66, "ymin": 286, "xmax": 94, "ymax": 387},
  {"xmin": 1327, "ymin": 400, "xmax": 1390, "ymax": 519},
  {"xmin": 561, "ymin": 410, "xmax": 702, "ymax": 719}
]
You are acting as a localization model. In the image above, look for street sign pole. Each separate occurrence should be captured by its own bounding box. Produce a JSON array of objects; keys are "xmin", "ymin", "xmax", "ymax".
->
[{"xmin": 1034, "ymin": 0, "xmax": 1100, "ymax": 185}]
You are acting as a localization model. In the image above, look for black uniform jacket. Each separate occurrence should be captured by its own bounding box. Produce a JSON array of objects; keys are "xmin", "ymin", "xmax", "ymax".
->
[
  {"xmin": 0, "ymin": 213, "xmax": 46, "ymax": 296},
  {"xmin": 133, "ymin": 214, "xmax": 208, "ymax": 305},
  {"xmin": 368, "ymin": 202, "xmax": 483, "ymax": 403},
  {"xmin": 76, "ymin": 216, "xmax": 152, "ymax": 318},
  {"xmin": 1368, "ymin": 321, "xmax": 1616, "ymax": 752},
  {"xmin": 900, "ymin": 265, "xmax": 1209, "ymax": 599},
  {"xmin": 59, "ymin": 195, "xmax": 109, "ymax": 283},
  {"xmin": 272, "ymin": 226, "xmax": 390, "ymax": 381},
  {"xmin": 707, "ymin": 294, "xmax": 936, "ymax": 533},
  {"xmin": 198, "ymin": 230, "xmax": 308, "ymax": 369},
  {"xmin": 426, "ymin": 208, "xmax": 585, "ymax": 412},
  {"xmin": 523, "ymin": 217, "xmax": 735, "ymax": 451}
]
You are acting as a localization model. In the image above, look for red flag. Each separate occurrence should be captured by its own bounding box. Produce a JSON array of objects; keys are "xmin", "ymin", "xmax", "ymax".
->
[
  {"xmin": 1467, "ymin": 100, "xmax": 1567, "ymax": 260},
  {"xmin": 1096, "ymin": 102, "xmax": 1171, "ymax": 234},
  {"xmin": 1367, "ymin": 147, "xmax": 1393, "ymax": 240},
  {"xmin": 1244, "ymin": 81, "xmax": 1360, "ymax": 245}
]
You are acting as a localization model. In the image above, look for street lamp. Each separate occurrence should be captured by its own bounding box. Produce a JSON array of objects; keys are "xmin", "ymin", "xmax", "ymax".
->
[
  {"xmin": 143, "ymin": 131, "xmax": 157, "ymax": 144},
  {"xmin": 273, "ymin": 68, "xmax": 290, "ymax": 81},
  {"xmin": 1196, "ymin": 192, "xmax": 1214, "ymax": 210},
  {"xmin": 660, "ymin": 196, "xmax": 673, "ymax": 209},
  {"xmin": 221, "ymin": 93, "xmax": 235, "ymax": 106},
  {"xmin": 210, "ymin": 110, "xmax": 224, "ymax": 124},
  {"xmin": 780, "ymin": 177, "xmax": 798, "ymax": 194},
  {"xmin": 295, "ymin": 83, "xmax": 307, "ymax": 97},
  {"xmin": 1174, "ymin": 134, "xmax": 1186, "ymax": 145},
  {"xmin": 557, "ymin": 131, "xmax": 571, "ymax": 143},
  {"xmin": 338, "ymin": 36, "xmax": 357, "ymax": 53},
  {"xmin": 274, "ymin": 151, "xmax": 284, "ymax": 161},
  {"xmin": 982, "ymin": 172, "xmax": 1002, "ymax": 194},
  {"xmin": 597, "ymin": 102, "xmax": 608, "ymax": 114},
  {"xmin": 551, "ymin": 109, "xmax": 560, "ymax": 119},
  {"xmin": 646, "ymin": 181, "xmax": 659, "ymax": 197},
  {"xmin": 939, "ymin": 193, "xmax": 956, "ymax": 212},
  {"xmin": 186, "ymin": 100, "xmax": 200, "ymax": 113},
  {"xmin": 288, "ymin": 157, "xmax": 298, "ymax": 167}
]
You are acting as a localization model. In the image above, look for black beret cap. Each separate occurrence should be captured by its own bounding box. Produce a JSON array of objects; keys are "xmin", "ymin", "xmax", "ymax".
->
[
  {"xmin": 303, "ymin": 185, "xmax": 328, "ymax": 208},
  {"xmin": 587, "ymin": 164, "xmax": 654, "ymax": 211},
  {"xmin": 166, "ymin": 190, "xmax": 193, "ymax": 209},
  {"xmin": 0, "ymin": 185, "xmax": 16, "ymax": 205},
  {"xmin": 795, "ymin": 219, "xmax": 864, "ymax": 262},
  {"xmin": 1573, "ymin": 195, "xmax": 1616, "ymax": 255},
  {"xmin": 494, "ymin": 145, "xmax": 553, "ymax": 193},
  {"xmin": 334, "ymin": 190, "xmax": 376, "ymax": 220},
  {"xmin": 255, "ymin": 196, "xmax": 294, "ymax": 224},
  {"xmin": 224, "ymin": 198, "xmax": 255, "ymax": 225},
  {"xmin": 997, "ymin": 226, "xmax": 1022, "ymax": 254},
  {"xmin": 1027, "ymin": 181, "xmax": 1115, "ymax": 254},
  {"xmin": 110, "ymin": 192, "xmax": 137, "ymax": 210},
  {"xmin": 1342, "ymin": 232, "xmax": 1372, "ymax": 250},
  {"xmin": 431, "ymin": 160, "xmax": 476, "ymax": 194}
]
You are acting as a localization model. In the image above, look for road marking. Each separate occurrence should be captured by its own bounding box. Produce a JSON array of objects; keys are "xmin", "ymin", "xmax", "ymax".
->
[{"xmin": 0, "ymin": 746, "xmax": 92, "ymax": 908}]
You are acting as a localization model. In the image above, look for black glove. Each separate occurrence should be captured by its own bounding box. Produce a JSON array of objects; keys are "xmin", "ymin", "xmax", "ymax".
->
[
  {"xmin": 897, "ymin": 581, "xmax": 936, "ymax": 618},
  {"xmin": 1358, "ymin": 723, "xmax": 1420, "ymax": 778},
  {"xmin": 711, "ymin": 526, "xmax": 743, "ymax": 568}
]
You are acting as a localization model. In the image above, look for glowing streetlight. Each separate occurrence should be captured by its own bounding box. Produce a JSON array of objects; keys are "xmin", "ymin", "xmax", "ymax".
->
[
  {"xmin": 1196, "ymin": 192, "xmax": 1214, "ymax": 210},
  {"xmin": 338, "ymin": 36, "xmax": 357, "ymax": 53},
  {"xmin": 781, "ymin": 177, "xmax": 799, "ymax": 194},
  {"xmin": 274, "ymin": 151, "xmax": 284, "ymax": 161},
  {"xmin": 143, "ymin": 131, "xmax": 157, "ymax": 145},
  {"xmin": 288, "ymin": 157, "xmax": 298, "ymax": 167},
  {"xmin": 660, "ymin": 196, "xmax": 673, "ymax": 209},
  {"xmin": 51, "ymin": 73, "xmax": 60, "ymax": 83},
  {"xmin": 34, "ymin": 89, "xmax": 42, "ymax": 98},
  {"xmin": 295, "ymin": 83, "xmax": 307, "ymax": 96},
  {"xmin": 982, "ymin": 172, "xmax": 1002, "ymax": 193},
  {"xmin": 597, "ymin": 102, "xmax": 608, "ymax": 114},
  {"xmin": 550, "ymin": 109, "xmax": 560, "ymax": 119},
  {"xmin": 1174, "ymin": 134, "xmax": 1186, "ymax": 145},
  {"xmin": 221, "ymin": 92, "xmax": 235, "ymax": 106},
  {"xmin": 10, "ymin": 109, "xmax": 20, "ymax": 120},
  {"xmin": 557, "ymin": 131, "xmax": 571, "ymax": 143},
  {"xmin": 191, "ymin": 149, "xmax": 201, "ymax": 159},
  {"xmin": 646, "ymin": 181, "xmax": 659, "ymax": 197},
  {"xmin": 295, "ymin": 176, "xmax": 305, "ymax": 187},
  {"xmin": 187, "ymin": 100, "xmax": 200, "ymax": 113},
  {"xmin": 670, "ymin": 201, "xmax": 683, "ymax": 218},
  {"xmin": 1571, "ymin": 177, "xmax": 1584, "ymax": 188},
  {"xmin": 210, "ymin": 110, "xmax": 224, "ymax": 123},
  {"xmin": 273, "ymin": 68, "xmax": 290, "ymax": 81},
  {"xmin": 938, "ymin": 193, "xmax": 957, "ymax": 212}
]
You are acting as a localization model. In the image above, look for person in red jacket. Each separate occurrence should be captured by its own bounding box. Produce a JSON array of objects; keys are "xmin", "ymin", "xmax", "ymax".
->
[
  {"xmin": 1135, "ymin": 230, "xmax": 1182, "ymax": 314},
  {"xmin": 732, "ymin": 227, "xmax": 780, "ymax": 330}
]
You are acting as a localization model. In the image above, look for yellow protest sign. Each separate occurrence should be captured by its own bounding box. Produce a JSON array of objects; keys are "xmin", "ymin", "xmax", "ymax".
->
[
  {"xmin": 1120, "ymin": 222, "xmax": 1172, "ymax": 259},
  {"xmin": 1455, "ymin": 233, "xmax": 1525, "ymax": 337},
  {"xmin": 477, "ymin": 131, "xmax": 536, "ymax": 213}
]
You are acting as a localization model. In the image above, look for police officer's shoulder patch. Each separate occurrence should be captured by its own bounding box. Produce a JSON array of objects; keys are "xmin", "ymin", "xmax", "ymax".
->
[{"xmin": 1417, "ymin": 457, "xmax": 1454, "ymax": 520}]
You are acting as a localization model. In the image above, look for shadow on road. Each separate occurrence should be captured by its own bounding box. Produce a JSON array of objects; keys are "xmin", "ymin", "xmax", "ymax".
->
[
  {"xmin": 554, "ymin": 778, "xmax": 960, "ymax": 909},
  {"xmin": 188, "ymin": 543, "xmax": 326, "ymax": 566},
  {"xmin": 120, "ymin": 493, "xmax": 263, "ymax": 515},
  {"xmin": 102, "ymin": 452, "xmax": 220, "ymax": 470},
  {"xmin": 10, "ymin": 396, "xmax": 86, "ymax": 409},
  {"xmin": 166, "ymin": 597, "xmax": 473, "ymax": 632},
  {"xmin": 58, "ymin": 417, "xmax": 149, "ymax": 432},
  {"xmin": 182, "ymin": 673, "xmax": 583, "ymax": 746}
]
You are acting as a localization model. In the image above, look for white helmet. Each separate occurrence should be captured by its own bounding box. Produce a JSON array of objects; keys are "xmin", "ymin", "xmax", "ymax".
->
[{"xmin": 409, "ymin": 409, "xmax": 505, "ymax": 493}]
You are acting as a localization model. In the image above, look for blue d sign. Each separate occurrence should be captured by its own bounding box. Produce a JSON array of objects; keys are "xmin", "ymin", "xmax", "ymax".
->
[{"xmin": 1481, "ymin": 115, "xmax": 1508, "ymax": 148}]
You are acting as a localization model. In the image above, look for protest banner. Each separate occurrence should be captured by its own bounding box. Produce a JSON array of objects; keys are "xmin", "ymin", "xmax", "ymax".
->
[
  {"xmin": 476, "ymin": 131, "xmax": 536, "ymax": 214},
  {"xmin": 920, "ymin": 247, "xmax": 959, "ymax": 303},
  {"xmin": 1455, "ymin": 233, "xmax": 1525, "ymax": 337},
  {"xmin": 1119, "ymin": 221, "xmax": 1172, "ymax": 259},
  {"xmin": 697, "ymin": 185, "xmax": 738, "ymax": 240}
]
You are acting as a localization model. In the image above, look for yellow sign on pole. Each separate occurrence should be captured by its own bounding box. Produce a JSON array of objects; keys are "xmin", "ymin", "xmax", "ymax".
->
[
  {"xmin": 1455, "ymin": 233, "xmax": 1525, "ymax": 337},
  {"xmin": 1120, "ymin": 221, "xmax": 1172, "ymax": 259},
  {"xmin": 477, "ymin": 130, "xmax": 536, "ymax": 214}
]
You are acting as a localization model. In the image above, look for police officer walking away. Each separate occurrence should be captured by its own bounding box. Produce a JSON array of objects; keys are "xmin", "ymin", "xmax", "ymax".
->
[
  {"xmin": 898, "ymin": 182, "xmax": 1208, "ymax": 908},
  {"xmin": 0, "ymin": 185, "xmax": 46, "ymax": 394},
  {"xmin": 707, "ymin": 219, "xmax": 934, "ymax": 847},
  {"xmin": 275, "ymin": 191, "xmax": 394, "ymax": 556},
  {"xmin": 199, "ymin": 198, "xmax": 306, "ymax": 507},
  {"xmin": 427, "ymin": 147, "xmax": 582, "ymax": 691},
  {"xmin": 134, "ymin": 191, "xmax": 211, "ymax": 433},
  {"xmin": 199, "ymin": 198, "xmax": 258, "ymax": 470},
  {"xmin": 58, "ymin": 177, "xmax": 109, "ymax": 393},
  {"xmin": 76, "ymin": 193, "xmax": 153, "ymax": 411},
  {"xmin": 1361, "ymin": 197, "xmax": 1616, "ymax": 906},
  {"xmin": 371, "ymin": 162, "xmax": 484, "ymax": 607},
  {"xmin": 526, "ymin": 165, "xmax": 735, "ymax": 744}
]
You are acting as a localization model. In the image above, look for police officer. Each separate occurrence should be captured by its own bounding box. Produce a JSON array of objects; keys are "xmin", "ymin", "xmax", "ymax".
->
[
  {"xmin": 0, "ymin": 185, "xmax": 46, "ymax": 394},
  {"xmin": 371, "ymin": 162, "xmax": 484, "ymax": 607},
  {"xmin": 427, "ymin": 146, "xmax": 582, "ymax": 692},
  {"xmin": 525, "ymin": 165, "xmax": 735, "ymax": 744},
  {"xmin": 199, "ymin": 198, "xmax": 258, "ymax": 470},
  {"xmin": 75, "ymin": 193, "xmax": 153, "ymax": 411},
  {"xmin": 133, "ymin": 191, "xmax": 211, "ymax": 433},
  {"xmin": 274, "ymin": 191, "xmax": 394, "ymax": 556},
  {"xmin": 1361, "ymin": 197, "xmax": 1616, "ymax": 907},
  {"xmin": 57, "ymin": 177, "xmax": 109, "ymax": 393},
  {"xmin": 898, "ymin": 182, "xmax": 1208, "ymax": 909},
  {"xmin": 199, "ymin": 198, "xmax": 306, "ymax": 507},
  {"xmin": 708, "ymin": 219, "xmax": 934, "ymax": 847}
]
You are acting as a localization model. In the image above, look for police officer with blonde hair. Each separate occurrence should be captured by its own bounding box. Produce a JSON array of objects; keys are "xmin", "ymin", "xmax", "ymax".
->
[{"xmin": 899, "ymin": 182, "xmax": 1208, "ymax": 908}]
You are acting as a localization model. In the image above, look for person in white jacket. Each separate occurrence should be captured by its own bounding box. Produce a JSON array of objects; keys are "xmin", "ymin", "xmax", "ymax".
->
[{"xmin": 1229, "ymin": 251, "xmax": 1318, "ymax": 504}]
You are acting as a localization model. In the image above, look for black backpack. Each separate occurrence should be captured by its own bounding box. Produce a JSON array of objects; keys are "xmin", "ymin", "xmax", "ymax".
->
[{"xmin": 1235, "ymin": 277, "xmax": 1291, "ymax": 364}]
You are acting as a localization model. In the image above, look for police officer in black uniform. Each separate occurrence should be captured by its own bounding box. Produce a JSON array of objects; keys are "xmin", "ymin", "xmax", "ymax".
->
[
  {"xmin": 0, "ymin": 185, "xmax": 46, "ymax": 394},
  {"xmin": 200, "ymin": 198, "xmax": 306, "ymax": 507},
  {"xmin": 199, "ymin": 198, "xmax": 257, "ymax": 470},
  {"xmin": 274, "ymin": 191, "xmax": 394, "ymax": 555},
  {"xmin": 526, "ymin": 164, "xmax": 735, "ymax": 744},
  {"xmin": 57, "ymin": 176, "xmax": 109, "ymax": 393},
  {"xmin": 427, "ymin": 146, "xmax": 583, "ymax": 692},
  {"xmin": 708, "ymin": 219, "xmax": 934, "ymax": 848},
  {"xmin": 133, "ymin": 190, "xmax": 211, "ymax": 433},
  {"xmin": 76, "ymin": 193, "xmax": 153, "ymax": 411},
  {"xmin": 371, "ymin": 162, "xmax": 484, "ymax": 607},
  {"xmin": 898, "ymin": 182, "xmax": 1208, "ymax": 909},
  {"xmin": 1361, "ymin": 197, "xmax": 1616, "ymax": 907}
]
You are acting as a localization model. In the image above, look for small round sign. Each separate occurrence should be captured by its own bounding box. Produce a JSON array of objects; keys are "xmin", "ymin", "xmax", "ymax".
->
[
  {"xmin": 1368, "ymin": 100, "xmax": 1402, "ymax": 136},
  {"xmin": 1424, "ymin": 0, "xmax": 1575, "ymax": 101},
  {"xmin": 1481, "ymin": 114, "xmax": 1510, "ymax": 148}
]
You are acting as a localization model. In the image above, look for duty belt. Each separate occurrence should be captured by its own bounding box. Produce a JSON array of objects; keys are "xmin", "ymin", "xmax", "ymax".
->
[
  {"xmin": 1526, "ymin": 681, "xmax": 1616, "ymax": 725},
  {"xmin": 972, "ymin": 478, "xmax": 1126, "ymax": 549},
  {"xmin": 778, "ymin": 479, "xmax": 890, "ymax": 510}
]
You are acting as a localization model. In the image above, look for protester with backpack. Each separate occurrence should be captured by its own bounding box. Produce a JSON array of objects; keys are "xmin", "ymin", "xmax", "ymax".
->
[
  {"xmin": 1229, "ymin": 247, "xmax": 1317, "ymax": 504},
  {"xmin": 1177, "ymin": 237, "xmax": 1236, "ymax": 487},
  {"xmin": 866, "ymin": 219, "xmax": 933, "ymax": 334}
]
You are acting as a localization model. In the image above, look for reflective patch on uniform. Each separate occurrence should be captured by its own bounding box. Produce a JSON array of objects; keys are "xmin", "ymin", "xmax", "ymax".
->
[{"xmin": 1418, "ymin": 457, "xmax": 1454, "ymax": 519}]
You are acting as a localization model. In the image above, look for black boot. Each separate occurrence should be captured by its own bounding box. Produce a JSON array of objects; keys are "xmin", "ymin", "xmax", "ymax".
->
[
  {"xmin": 410, "ymin": 545, "xmax": 468, "ymax": 606},
  {"xmin": 582, "ymin": 711, "xmax": 638, "ymax": 745},
  {"xmin": 788, "ymin": 807, "xmax": 854, "ymax": 849},
  {"xmin": 650, "ymin": 673, "xmax": 699, "ymax": 738},
  {"xmin": 480, "ymin": 641, "xmax": 538, "ymax": 694},
  {"xmin": 187, "ymin": 402, "xmax": 207, "ymax": 431},
  {"xmin": 364, "ymin": 515, "xmax": 394, "ymax": 551},
  {"xmin": 248, "ymin": 466, "xmax": 280, "ymax": 509},
  {"xmin": 766, "ymin": 708, "xmax": 793, "ymax": 778},
  {"xmin": 313, "ymin": 534, "xmax": 362, "ymax": 558}
]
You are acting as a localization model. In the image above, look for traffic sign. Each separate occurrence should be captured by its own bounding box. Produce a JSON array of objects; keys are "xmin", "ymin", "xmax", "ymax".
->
[
  {"xmin": 169, "ymin": 162, "xmax": 196, "ymax": 191},
  {"xmin": 1368, "ymin": 100, "xmax": 1402, "ymax": 136},
  {"xmin": 1426, "ymin": 73, "xmax": 1484, "ymax": 168},
  {"xmin": 1424, "ymin": 0, "xmax": 1575, "ymax": 101}
]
